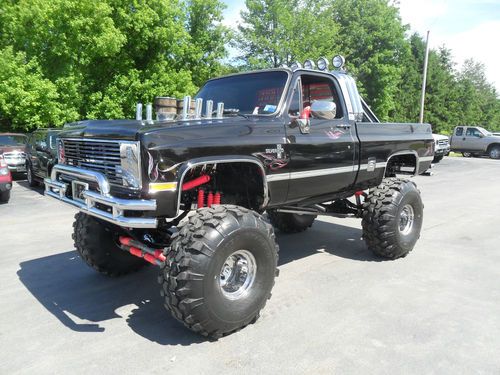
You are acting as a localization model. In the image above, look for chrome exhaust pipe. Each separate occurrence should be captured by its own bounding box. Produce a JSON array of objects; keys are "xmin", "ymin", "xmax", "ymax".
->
[
  {"xmin": 146, "ymin": 103, "xmax": 153, "ymax": 124},
  {"xmin": 182, "ymin": 96, "xmax": 191, "ymax": 120},
  {"xmin": 205, "ymin": 100, "xmax": 213, "ymax": 119},
  {"xmin": 136, "ymin": 103, "xmax": 143, "ymax": 121},
  {"xmin": 194, "ymin": 98, "xmax": 203, "ymax": 120},
  {"xmin": 216, "ymin": 102, "xmax": 224, "ymax": 119}
]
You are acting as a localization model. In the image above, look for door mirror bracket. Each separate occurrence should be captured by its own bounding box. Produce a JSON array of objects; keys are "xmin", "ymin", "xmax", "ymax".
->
[{"xmin": 290, "ymin": 118, "xmax": 310, "ymax": 134}]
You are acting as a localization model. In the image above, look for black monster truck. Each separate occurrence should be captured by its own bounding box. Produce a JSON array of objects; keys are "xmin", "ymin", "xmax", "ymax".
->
[{"xmin": 45, "ymin": 56, "xmax": 434, "ymax": 338}]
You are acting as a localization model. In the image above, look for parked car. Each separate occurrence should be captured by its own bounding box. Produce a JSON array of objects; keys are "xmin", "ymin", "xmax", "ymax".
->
[
  {"xmin": 45, "ymin": 56, "xmax": 434, "ymax": 338},
  {"xmin": 0, "ymin": 155, "xmax": 12, "ymax": 203},
  {"xmin": 25, "ymin": 128, "xmax": 62, "ymax": 187},
  {"xmin": 450, "ymin": 126, "xmax": 500, "ymax": 159},
  {"xmin": 432, "ymin": 134, "xmax": 450, "ymax": 163},
  {"xmin": 0, "ymin": 133, "xmax": 27, "ymax": 173}
]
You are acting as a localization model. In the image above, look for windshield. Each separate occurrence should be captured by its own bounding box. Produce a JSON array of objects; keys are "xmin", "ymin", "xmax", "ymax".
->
[
  {"xmin": 195, "ymin": 71, "xmax": 289, "ymax": 115},
  {"xmin": 0, "ymin": 135, "xmax": 26, "ymax": 147}
]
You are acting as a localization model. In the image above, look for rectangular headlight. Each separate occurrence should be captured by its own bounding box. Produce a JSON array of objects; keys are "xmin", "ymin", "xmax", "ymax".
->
[{"xmin": 118, "ymin": 142, "xmax": 142, "ymax": 189}]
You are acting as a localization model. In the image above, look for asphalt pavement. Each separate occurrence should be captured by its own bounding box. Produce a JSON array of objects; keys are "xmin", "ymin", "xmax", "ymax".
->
[{"xmin": 0, "ymin": 157, "xmax": 499, "ymax": 374}]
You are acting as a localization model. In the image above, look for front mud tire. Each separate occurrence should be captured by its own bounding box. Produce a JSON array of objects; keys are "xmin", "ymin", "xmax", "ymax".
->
[
  {"xmin": 159, "ymin": 205, "xmax": 279, "ymax": 338},
  {"xmin": 362, "ymin": 178, "xmax": 423, "ymax": 259},
  {"xmin": 72, "ymin": 212, "xmax": 146, "ymax": 276},
  {"xmin": 267, "ymin": 210, "xmax": 316, "ymax": 233}
]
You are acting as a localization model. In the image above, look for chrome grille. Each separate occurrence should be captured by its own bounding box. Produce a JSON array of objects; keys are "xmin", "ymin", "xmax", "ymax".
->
[
  {"xmin": 437, "ymin": 139, "xmax": 449, "ymax": 146},
  {"xmin": 4, "ymin": 151, "xmax": 26, "ymax": 159},
  {"xmin": 63, "ymin": 139, "xmax": 123, "ymax": 185}
]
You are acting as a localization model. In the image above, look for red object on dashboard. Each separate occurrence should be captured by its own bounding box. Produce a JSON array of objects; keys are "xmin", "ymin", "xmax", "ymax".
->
[{"xmin": 300, "ymin": 106, "xmax": 311, "ymax": 120}]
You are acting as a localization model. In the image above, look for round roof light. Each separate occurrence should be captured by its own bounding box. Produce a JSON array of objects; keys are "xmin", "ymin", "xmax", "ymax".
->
[
  {"xmin": 317, "ymin": 57, "xmax": 329, "ymax": 71},
  {"xmin": 290, "ymin": 61, "xmax": 302, "ymax": 70},
  {"xmin": 303, "ymin": 59, "xmax": 315, "ymax": 70},
  {"xmin": 332, "ymin": 55, "xmax": 346, "ymax": 69}
]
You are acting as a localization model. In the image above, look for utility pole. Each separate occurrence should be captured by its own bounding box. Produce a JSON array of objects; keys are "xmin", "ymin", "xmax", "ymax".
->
[{"xmin": 419, "ymin": 30, "xmax": 430, "ymax": 124}]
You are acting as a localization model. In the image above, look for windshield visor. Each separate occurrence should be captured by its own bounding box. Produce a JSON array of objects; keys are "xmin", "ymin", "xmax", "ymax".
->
[{"xmin": 195, "ymin": 71, "xmax": 288, "ymax": 115}]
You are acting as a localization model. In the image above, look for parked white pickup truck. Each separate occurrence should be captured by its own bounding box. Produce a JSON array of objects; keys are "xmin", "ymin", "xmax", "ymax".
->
[
  {"xmin": 432, "ymin": 134, "xmax": 450, "ymax": 163},
  {"xmin": 450, "ymin": 126, "xmax": 500, "ymax": 159}
]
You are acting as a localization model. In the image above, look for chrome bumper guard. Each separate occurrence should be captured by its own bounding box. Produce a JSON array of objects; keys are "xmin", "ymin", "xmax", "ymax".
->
[{"xmin": 44, "ymin": 164, "xmax": 157, "ymax": 228}]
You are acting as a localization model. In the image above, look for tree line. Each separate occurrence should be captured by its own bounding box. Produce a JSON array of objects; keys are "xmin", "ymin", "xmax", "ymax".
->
[{"xmin": 1, "ymin": 0, "xmax": 499, "ymax": 134}]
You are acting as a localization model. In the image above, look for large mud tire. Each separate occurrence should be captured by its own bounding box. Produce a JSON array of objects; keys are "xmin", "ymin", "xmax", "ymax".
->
[
  {"xmin": 267, "ymin": 210, "xmax": 316, "ymax": 233},
  {"xmin": 0, "ymin": 190, "xmax": 10, "ymax": 203},
  {"xmin": 159, "ymin": 205, "xmax": 279, "ymax": 338},
  {"xmin": 362, "ymin": 178, "xmax": 423, "ymax": 259},
  {"xmin": 72, "ymin": 212, "xmax": 146, "ymax": 276},
  {"xmin": 27, "ymin": 164, "xmax": 39, "ymax": 187}
]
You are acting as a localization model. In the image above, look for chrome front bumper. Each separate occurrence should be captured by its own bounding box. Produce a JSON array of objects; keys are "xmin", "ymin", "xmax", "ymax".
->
[{"xmin": 44, "ymin": 164, "xmax": 157, "ymax": 228}]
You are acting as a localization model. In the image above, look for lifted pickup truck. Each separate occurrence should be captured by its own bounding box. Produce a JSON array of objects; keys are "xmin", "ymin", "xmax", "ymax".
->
[
  {"xmin": 450, "ymin": 126, "xmax": 500, "ymax": 159},
  {"xmin": 45, "ymin": 56, "xmax": 434, "ymax": 338}
]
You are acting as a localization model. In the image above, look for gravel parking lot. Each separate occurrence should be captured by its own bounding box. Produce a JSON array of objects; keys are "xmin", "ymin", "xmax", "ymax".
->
[{"xmin": 1, "ymin": 157, "xmax": 499, "ymax": 374}]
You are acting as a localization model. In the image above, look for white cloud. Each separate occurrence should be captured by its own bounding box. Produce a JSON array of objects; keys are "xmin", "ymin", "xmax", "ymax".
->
[
  {"xmin": 444, "ymin": 21, "xmax": 500, "ymax": 91},
  {"xmin": 398, "ymin": 0, "xmax": 500, "ymax": 92}
]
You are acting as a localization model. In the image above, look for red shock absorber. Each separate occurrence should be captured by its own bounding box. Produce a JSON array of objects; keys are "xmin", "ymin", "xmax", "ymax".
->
[
  {"xmin": 207, "ymin": 191, "xmax": 214, "ymax": 207},
  {"xmin": 214, "ymin": 191, "xmax": 221, "ymax": 205},
  {"xmin": 197, "ymin": 189, "xmax": 205, "ymax": 208}
]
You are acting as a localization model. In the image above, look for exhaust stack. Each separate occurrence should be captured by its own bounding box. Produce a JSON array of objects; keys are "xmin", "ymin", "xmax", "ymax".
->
[
  {"xmin": 182, "ymin": 96, "xmax": 191, "ymax": 120},
  {"xmin": 205, "ymin": 100, "xmax": 213, "ymax": 119},
  {"xmin": 216, "ymin": 102, "xmax": 224, "ymax": 119},
  {"xmin": 194, "ymin": 98, "xmax": 203, "ymax": 120},
  {"xmin": 146, "ymin": 103, "xmax": 153, "ymax": 124},
  {"xmin": 136, "ymin": 103, "xmax": 143, "ymax": 121}
]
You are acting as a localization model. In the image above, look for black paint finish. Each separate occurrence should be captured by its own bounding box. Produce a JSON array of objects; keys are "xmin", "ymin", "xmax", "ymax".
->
[{"xmin": 57, "ymin": 69, "xmax": 433, "ymax": 218}]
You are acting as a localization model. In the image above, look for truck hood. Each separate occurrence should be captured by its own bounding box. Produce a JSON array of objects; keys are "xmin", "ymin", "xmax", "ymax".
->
[{"xmin": 59, "ymin": 117, "xmax": 259, "ymax": 143}]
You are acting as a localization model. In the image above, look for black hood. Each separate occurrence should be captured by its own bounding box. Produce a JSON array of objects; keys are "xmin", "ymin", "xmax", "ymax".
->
[
  {"xmin": 58, "ymin": 117, "xmax": 262, "ymax": 143},
  {"xmin": 60, "ymin": 120, "xmax": 146, "ymax": 140}
]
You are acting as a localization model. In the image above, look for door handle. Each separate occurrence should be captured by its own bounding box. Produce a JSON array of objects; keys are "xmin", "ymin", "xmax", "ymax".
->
[{"xmin": 336, "ymin": 124, "xmax": 351, "ymax": 129}]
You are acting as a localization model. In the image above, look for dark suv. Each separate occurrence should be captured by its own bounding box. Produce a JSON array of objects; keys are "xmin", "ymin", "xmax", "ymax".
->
[{"xmin": 26, "ymin": 128, "xmax": 62, "ymax": 187}]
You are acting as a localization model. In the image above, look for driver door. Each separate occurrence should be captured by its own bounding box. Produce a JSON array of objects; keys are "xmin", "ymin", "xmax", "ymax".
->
[
  {"xmin": 464, "ymin": 127, "xmax": 484, "ymax": 151},
  {"xmin": 284, "ymin": 73, "xmax": 356, "ymax": 202}
]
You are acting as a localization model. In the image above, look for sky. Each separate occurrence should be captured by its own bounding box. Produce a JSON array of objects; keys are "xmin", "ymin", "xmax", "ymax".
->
[{"xmin": 221, "ymin": 0, "xmax": 500, "ymax": 92}]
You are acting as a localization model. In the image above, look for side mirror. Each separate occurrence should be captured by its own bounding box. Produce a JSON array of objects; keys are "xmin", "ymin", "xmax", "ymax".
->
[
  {"xmin": 311, "ymin": 100, "xmax": 336, "ymax": 120},
  {"xmin": 479, "ymin": 133, "xmax": 485, "ymax": 138}
]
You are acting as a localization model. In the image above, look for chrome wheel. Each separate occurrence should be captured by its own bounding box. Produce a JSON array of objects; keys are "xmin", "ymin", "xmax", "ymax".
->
[
  {"xmin": 490, "ymin": 147, "xmax": 500, "ymax": 159},
  {"xmin": 219, "ymin": 250, "xmax": 257, "ymax": 300},
  {"xmin": 399, "ymin": 204, "xmax": 415, "ymax": 236}
]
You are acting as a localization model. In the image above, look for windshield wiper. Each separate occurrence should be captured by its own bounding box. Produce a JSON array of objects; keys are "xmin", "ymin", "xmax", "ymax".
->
[{"xmin": 223, "ymin": 108, "xmax": 249, "ymax": 119}]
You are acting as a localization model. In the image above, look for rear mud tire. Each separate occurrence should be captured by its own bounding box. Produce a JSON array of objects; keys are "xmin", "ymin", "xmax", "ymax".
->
[
  {"xmin": 432, "ymin": 155, "xmax": 443, "ymax": 163},
  {"xmin": 267, "ymin": 210, "xmax": 316, "ymax": 233},
  {"xmin": 27, "ymin": 164, "xmax": 39, "ymax": 187},
  {"xmin": 72, "ymin": 212, "xmax": 146, "ymax": 276},
  {"xmin": 362, "ymin": 178, "xmax": 423, "ymax": 259},
  {"xmin": 488, "ymin": 145, "xmax": 500, "ymax": 159},
  {"xmin": 159, "ymin": 205, "xmax": 279, "ymax": 338},
  {"xmin": 0, "ymin": 190, "xmax": 10, "ymax": 203}
]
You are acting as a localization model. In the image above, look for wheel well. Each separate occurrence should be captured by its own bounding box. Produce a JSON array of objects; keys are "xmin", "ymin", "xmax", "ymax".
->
[
  {"xmin": 486, "ymin": 143, "xmax": 500, "ymax": 152},
  {"xmin": 179, "ymin": 161, "xmax": 267, "ymax": 211},
  {"xmin": 385, "ymin": 153, "xmax": 417, "ymax": 177}
]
